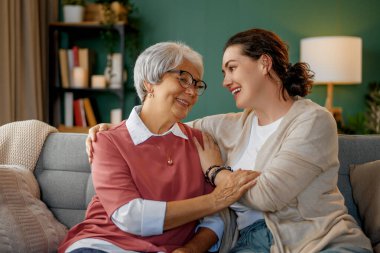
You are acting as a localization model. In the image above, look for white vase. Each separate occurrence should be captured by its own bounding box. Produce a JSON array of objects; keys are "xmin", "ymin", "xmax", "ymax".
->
[
  {"xmin": 63, "ymin": 5, "xmax": 84, "ymax": 23},
  {"xmin": 104, "ymin": 53, "xmax": 127, "ymax": 89}
]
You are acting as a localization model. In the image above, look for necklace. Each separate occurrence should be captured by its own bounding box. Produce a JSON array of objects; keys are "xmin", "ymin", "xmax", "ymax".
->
[{"xmin": 151, "ymin": 135, "xmax": 174, "ymax": 166}]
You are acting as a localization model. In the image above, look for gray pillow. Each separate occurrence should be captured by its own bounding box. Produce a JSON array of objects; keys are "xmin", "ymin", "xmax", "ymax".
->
[
  {"xmin": 350, "ymin": 160, "xmax": 380, "ymax": 252},
  {"xmin": 0, "ymin": 165, "xmax": 68, "ymax": 253}
]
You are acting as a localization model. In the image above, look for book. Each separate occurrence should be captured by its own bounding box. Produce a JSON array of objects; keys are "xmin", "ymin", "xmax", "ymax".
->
[
  {"xmin": 73, "ymin": 99, "xmax": 87, "ymax": 127},
  {"xmin": 67, "ymin": 49, "xmax": 74, "ymax": 87},
  {"xmin": 73, "ymin": 46, "xmax": 79, "ymax": 67},
  {"xmin": 79, "ymin": 48, "xmax": 90, "ymax": 87},
  {"xmin": 59, "ymin": 49, "xmax": 69, "ymax": 88},
  {"xmin": 64, "ymin": 92, "xmax": 73, "ymax": 127},
  {"xmin": 83, "ymin": 98, "xmax": 97, "ymax": 127}
]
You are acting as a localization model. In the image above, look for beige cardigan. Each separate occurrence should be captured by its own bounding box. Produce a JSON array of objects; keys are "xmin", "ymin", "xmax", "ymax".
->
[{"xmin": 189, "ymin": 98, "xmax": 372, "ymax": 253}]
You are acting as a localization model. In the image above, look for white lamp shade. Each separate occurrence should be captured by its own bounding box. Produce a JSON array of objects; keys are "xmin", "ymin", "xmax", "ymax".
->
[{"xmin": 300, "ymin": 36, "xmax": 362, "ymax": 84}]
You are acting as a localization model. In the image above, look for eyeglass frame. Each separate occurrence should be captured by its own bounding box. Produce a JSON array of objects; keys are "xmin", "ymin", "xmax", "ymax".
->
[{"xmin": 166, "ymin": 69, "xmax": 208, "ymax": 96}]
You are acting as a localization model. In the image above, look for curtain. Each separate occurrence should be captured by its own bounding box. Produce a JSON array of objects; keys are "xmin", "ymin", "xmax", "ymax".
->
[{"xmin": 0, "ymin": 0, "xmax": 58, "ymax": 125}]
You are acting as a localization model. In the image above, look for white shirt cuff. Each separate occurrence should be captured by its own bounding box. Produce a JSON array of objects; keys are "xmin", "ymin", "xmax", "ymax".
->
[{"xmin": 111, "ymin": 198, "xmax": 166, "ymax": 237}]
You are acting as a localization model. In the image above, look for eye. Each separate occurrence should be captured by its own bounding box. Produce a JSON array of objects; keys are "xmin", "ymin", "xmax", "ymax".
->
[{"xmin": 228, "ymin": 66, "xmax": 236, "ymax": 72}]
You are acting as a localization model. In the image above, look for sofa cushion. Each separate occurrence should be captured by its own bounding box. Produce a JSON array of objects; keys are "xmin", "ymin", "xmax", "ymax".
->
[
  {"xmin": 0, "ymin": 165, "xmax": 68, "ymax": 253},
  {"xmin": 350, "ymin": 160, "xmax": 380, "ymax": 250}
]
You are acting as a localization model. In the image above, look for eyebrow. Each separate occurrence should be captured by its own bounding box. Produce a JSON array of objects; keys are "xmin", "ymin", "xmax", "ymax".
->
[
  {"xmin": 223, "ymin": 60, "xmax": 237, "ymax": 68},
  {"xmin": 222, "ymin": 60, "xmax": 237, "ymax": 73}
]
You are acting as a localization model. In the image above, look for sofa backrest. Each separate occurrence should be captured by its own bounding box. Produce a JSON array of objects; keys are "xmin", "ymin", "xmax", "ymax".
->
[
  {"xmin": 35, "ymin": 133, "xmax": 94, "ymax": 228},
  {"xmin": 35, "ymin": 133, "xmax": 380, "ymax": 229}
]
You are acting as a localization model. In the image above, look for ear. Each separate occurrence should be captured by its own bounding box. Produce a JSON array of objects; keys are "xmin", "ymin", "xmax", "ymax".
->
[
  {"xmin": 259, "ymin": 54, "xmax": 273, "ymax": 75},
  {"xmin": 143, "ymin": 81, "xmax": 154, "ymax": 93}
]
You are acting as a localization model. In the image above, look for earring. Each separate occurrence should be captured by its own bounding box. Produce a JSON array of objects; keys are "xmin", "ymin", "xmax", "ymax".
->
[{"xmin": 148, "ymin": 92, "xmax": 154, "ymax": 98}]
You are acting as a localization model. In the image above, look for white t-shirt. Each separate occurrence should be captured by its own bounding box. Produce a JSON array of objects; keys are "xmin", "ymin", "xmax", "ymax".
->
[{"xmin": 230, "ymin": 115, "xmax": 283, "ymax": 230}]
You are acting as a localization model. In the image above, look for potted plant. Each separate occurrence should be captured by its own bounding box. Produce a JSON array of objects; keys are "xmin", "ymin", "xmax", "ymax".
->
[
  {"xmin": 62, "ymin": 0, "xmax": 86, "ymax": 23},
  {"xmin": 95, "ymin": 0, "xmax": 132, "ymax": 24},
  {"xmin": 95, "ymin": 0, "xmax": 134, "ymax": 87}
]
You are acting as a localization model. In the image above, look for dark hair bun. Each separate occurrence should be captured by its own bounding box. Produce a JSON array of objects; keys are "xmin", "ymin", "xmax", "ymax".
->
[{"xmin": 284, "ymin": 63, "xmax": 314, "ymax": 97}]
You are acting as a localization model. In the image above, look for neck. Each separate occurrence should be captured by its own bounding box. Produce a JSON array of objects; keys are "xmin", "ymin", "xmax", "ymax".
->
[
  {"xmin": 254, "ymin": 93, "xmax": 295, "ymax": 126},
  {"xmin": 140, "ymin": 102, "xmax": 176, "ymax": 134}
]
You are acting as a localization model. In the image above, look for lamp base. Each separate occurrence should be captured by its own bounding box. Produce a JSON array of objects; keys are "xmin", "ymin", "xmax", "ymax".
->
[{"xmin": 324, "ymin": 83, "xmax": 343, "ymax": 125}]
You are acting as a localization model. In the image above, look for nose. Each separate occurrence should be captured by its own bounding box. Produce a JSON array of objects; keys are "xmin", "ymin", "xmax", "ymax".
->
[
  {"xmin": 223, "ymin": 74, "xmax": 232, "ymax": 88},
  {"xmin": 185, "ymin": 85, "xmax": 196, "ymax": 96}
]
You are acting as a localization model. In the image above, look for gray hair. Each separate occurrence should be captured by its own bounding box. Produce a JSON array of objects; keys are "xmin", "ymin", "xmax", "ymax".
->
[{"xmin": 133, "ymin": 41, "xmax": 204, "ymax": 102}]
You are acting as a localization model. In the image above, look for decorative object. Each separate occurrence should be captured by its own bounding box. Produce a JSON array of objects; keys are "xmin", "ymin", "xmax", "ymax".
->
[
  {"xmin": 110, "ymin": 108, "xmax": 122, "ymax": 124},
  {"xmin": 72, "ymin": 66, "xmax": 87, "ymax": 88},
  {"xmin": 300, "ymin": 36, "xmax": 362, "ymax": 114},
  {"xmin": 91, "ymin": 75, "xmax": 107, "ymax": 89},
  {"xmin": 62, "ymin": 0, "xmax": 86, "ymax": 23},
  {"xmin": 104, "ymin": 53, "xmax": 126, "ymax": 88}
]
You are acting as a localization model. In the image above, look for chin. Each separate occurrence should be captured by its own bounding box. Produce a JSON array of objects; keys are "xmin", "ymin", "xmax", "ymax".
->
[
  {"xmin": 172, "ymin": 110, "xmax": 188, "ymax": 122},
  {"xmin": 235, "ymin": 99, "xmax": 249, "ymax": 110}
]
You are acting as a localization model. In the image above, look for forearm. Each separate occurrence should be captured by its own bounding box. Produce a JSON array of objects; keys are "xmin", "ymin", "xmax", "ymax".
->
[
  {"xmin": 184, "ymin": 227, "xmax": 218, "ymax": 253},
  {"xmin": 164, "ymin": 193, "xmax": 224, "ymax": 231}
]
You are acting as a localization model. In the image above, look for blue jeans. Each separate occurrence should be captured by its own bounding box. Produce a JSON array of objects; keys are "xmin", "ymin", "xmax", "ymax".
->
[
  {"xmin": 230, "ymin": 219, "xmax": 273, "ymax": 253},
  {"xmin": 229, "ymin": 220, "xmax": 372, "ymax": 253}
]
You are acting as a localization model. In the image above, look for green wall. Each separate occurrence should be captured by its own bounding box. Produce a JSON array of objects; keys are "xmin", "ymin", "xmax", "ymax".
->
[{"xmin": 130, "ymin": 0, "xmax": 380, "ymax": 123}]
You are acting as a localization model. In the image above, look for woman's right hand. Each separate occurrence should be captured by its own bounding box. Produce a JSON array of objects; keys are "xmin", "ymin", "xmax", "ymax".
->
[
  {"xmin": 86, "ymin": 123, "xmax": 114, "ymax": 163},
  {"xmin": 211, "ymin": 170, "xmax": 260, "ymax": 208}
]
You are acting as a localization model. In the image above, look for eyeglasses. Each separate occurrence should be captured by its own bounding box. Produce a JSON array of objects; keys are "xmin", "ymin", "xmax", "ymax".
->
[{"xmin": 167, "ymin": 70, "xmax": 207, "ymax": 96}]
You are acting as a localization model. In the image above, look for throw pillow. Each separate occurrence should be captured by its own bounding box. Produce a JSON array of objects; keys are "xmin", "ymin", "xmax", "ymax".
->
[
  {"xmin": 350, "ymin": 160, "xmax": 380, "ymax": 251},
  {"xmin": 0, "ymin": 165, "xmax": 68, "ymax": 253}
]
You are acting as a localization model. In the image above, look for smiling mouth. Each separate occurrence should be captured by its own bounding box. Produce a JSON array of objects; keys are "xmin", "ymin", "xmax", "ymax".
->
[
  {"xmin": 176, "ymin": 98, "xmax": 190, "ymax": 107},
  {"xmin": 231, "ymin": 88, "xmax": 241, "ymax": 95}
]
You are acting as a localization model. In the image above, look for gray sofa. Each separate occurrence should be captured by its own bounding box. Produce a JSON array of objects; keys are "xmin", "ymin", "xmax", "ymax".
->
[{"xmin": 34, "ymin": 133, "xmax": 380, "ymax": 248}]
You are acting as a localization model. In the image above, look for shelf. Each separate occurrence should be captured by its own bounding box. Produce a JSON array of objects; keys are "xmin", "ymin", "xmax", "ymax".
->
[
  {"xmin": 58, "ymin": 125, "xmax": 90, "ymax": 133},
  {"xmin": 50, "ymin": 21, "xmax": 127, "ymax": 27}
]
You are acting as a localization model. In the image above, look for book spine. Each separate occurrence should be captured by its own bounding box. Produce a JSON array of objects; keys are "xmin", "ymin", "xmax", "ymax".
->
[
  {"xmin": 59, "ymin": 49, "xmax": 69, "ymax": 88},
  {"xmin": 83, "ymin": 98, "xmax": 97, "ymax": 127},
  {"xmin": 64, "ymin": 92, "xmax": 73, "ymax": 127}
]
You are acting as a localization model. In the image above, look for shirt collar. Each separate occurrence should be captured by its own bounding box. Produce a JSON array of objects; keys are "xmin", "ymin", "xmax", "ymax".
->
[{"xmin": 126, "ymin": 105, "xmax": 188, "ymax": 145}]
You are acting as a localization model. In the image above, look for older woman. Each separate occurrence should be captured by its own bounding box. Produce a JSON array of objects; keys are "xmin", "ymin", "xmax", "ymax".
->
[
  {"xmin": 87, "ymin": 29, "xmax": 372, "ymax": 253},
  {"xmin": 58, "ymin": 42, "xmax": 258, "ymax": 253}
]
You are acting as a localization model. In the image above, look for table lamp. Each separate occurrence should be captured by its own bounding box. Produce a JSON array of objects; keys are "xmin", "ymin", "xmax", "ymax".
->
[{"xmin": 300, "ymin": 36, "xmax": 362, "ymax": 113}]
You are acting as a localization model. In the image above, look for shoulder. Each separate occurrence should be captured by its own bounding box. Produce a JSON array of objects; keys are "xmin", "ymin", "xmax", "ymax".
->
[
  {"xmin": 188, "ymin": 110, "xmax": 252, "ymax": 131},
  {"xmin": 291, "ymin": 98, "xmax": 335, "ymax": 126},
  {"xmin": 178, "ymin": 122, "xmax": 202, "ymax": 142},
  {"xmin": 286, "ymin": 98, "xmax": 337, "ymax": 138},
  {"xmin": 95, "ymin": 120, "xmax": 131, "ymax": 147}
]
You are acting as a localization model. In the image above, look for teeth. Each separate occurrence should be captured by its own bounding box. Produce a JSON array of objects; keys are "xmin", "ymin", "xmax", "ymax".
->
[
  {"xmin": 177, "ymin": 98, "xmax": 189, "ymax": 106},
  {"xmin": 232, "ymin": 88, "xmax": 241, "ymax": 95}
]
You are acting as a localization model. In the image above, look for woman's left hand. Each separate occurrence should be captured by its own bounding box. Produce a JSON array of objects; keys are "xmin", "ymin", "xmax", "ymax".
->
[
  {"xmin": 172, "ymin": 247, "xmax": 194, "ymax": 253},
  {"xmin": 194, "ymin": 132, "xmax": 224, "ymax": 174}
]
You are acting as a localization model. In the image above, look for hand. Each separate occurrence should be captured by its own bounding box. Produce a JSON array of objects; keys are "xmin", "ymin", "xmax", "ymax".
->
[
  {"xmin": 172, "ymin": 247, "xmax": 194, "ymax": 253},
  {"xmin": 86, "ymin": 123, "xmax": 114, "ymax": 163},
  {"xmin": 211, "ymin": 170, "xmax": 260, "ymax": 207},
  {"xmin": 193, "ymin": 132, "xmax": 223, "ymax": 174}
]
